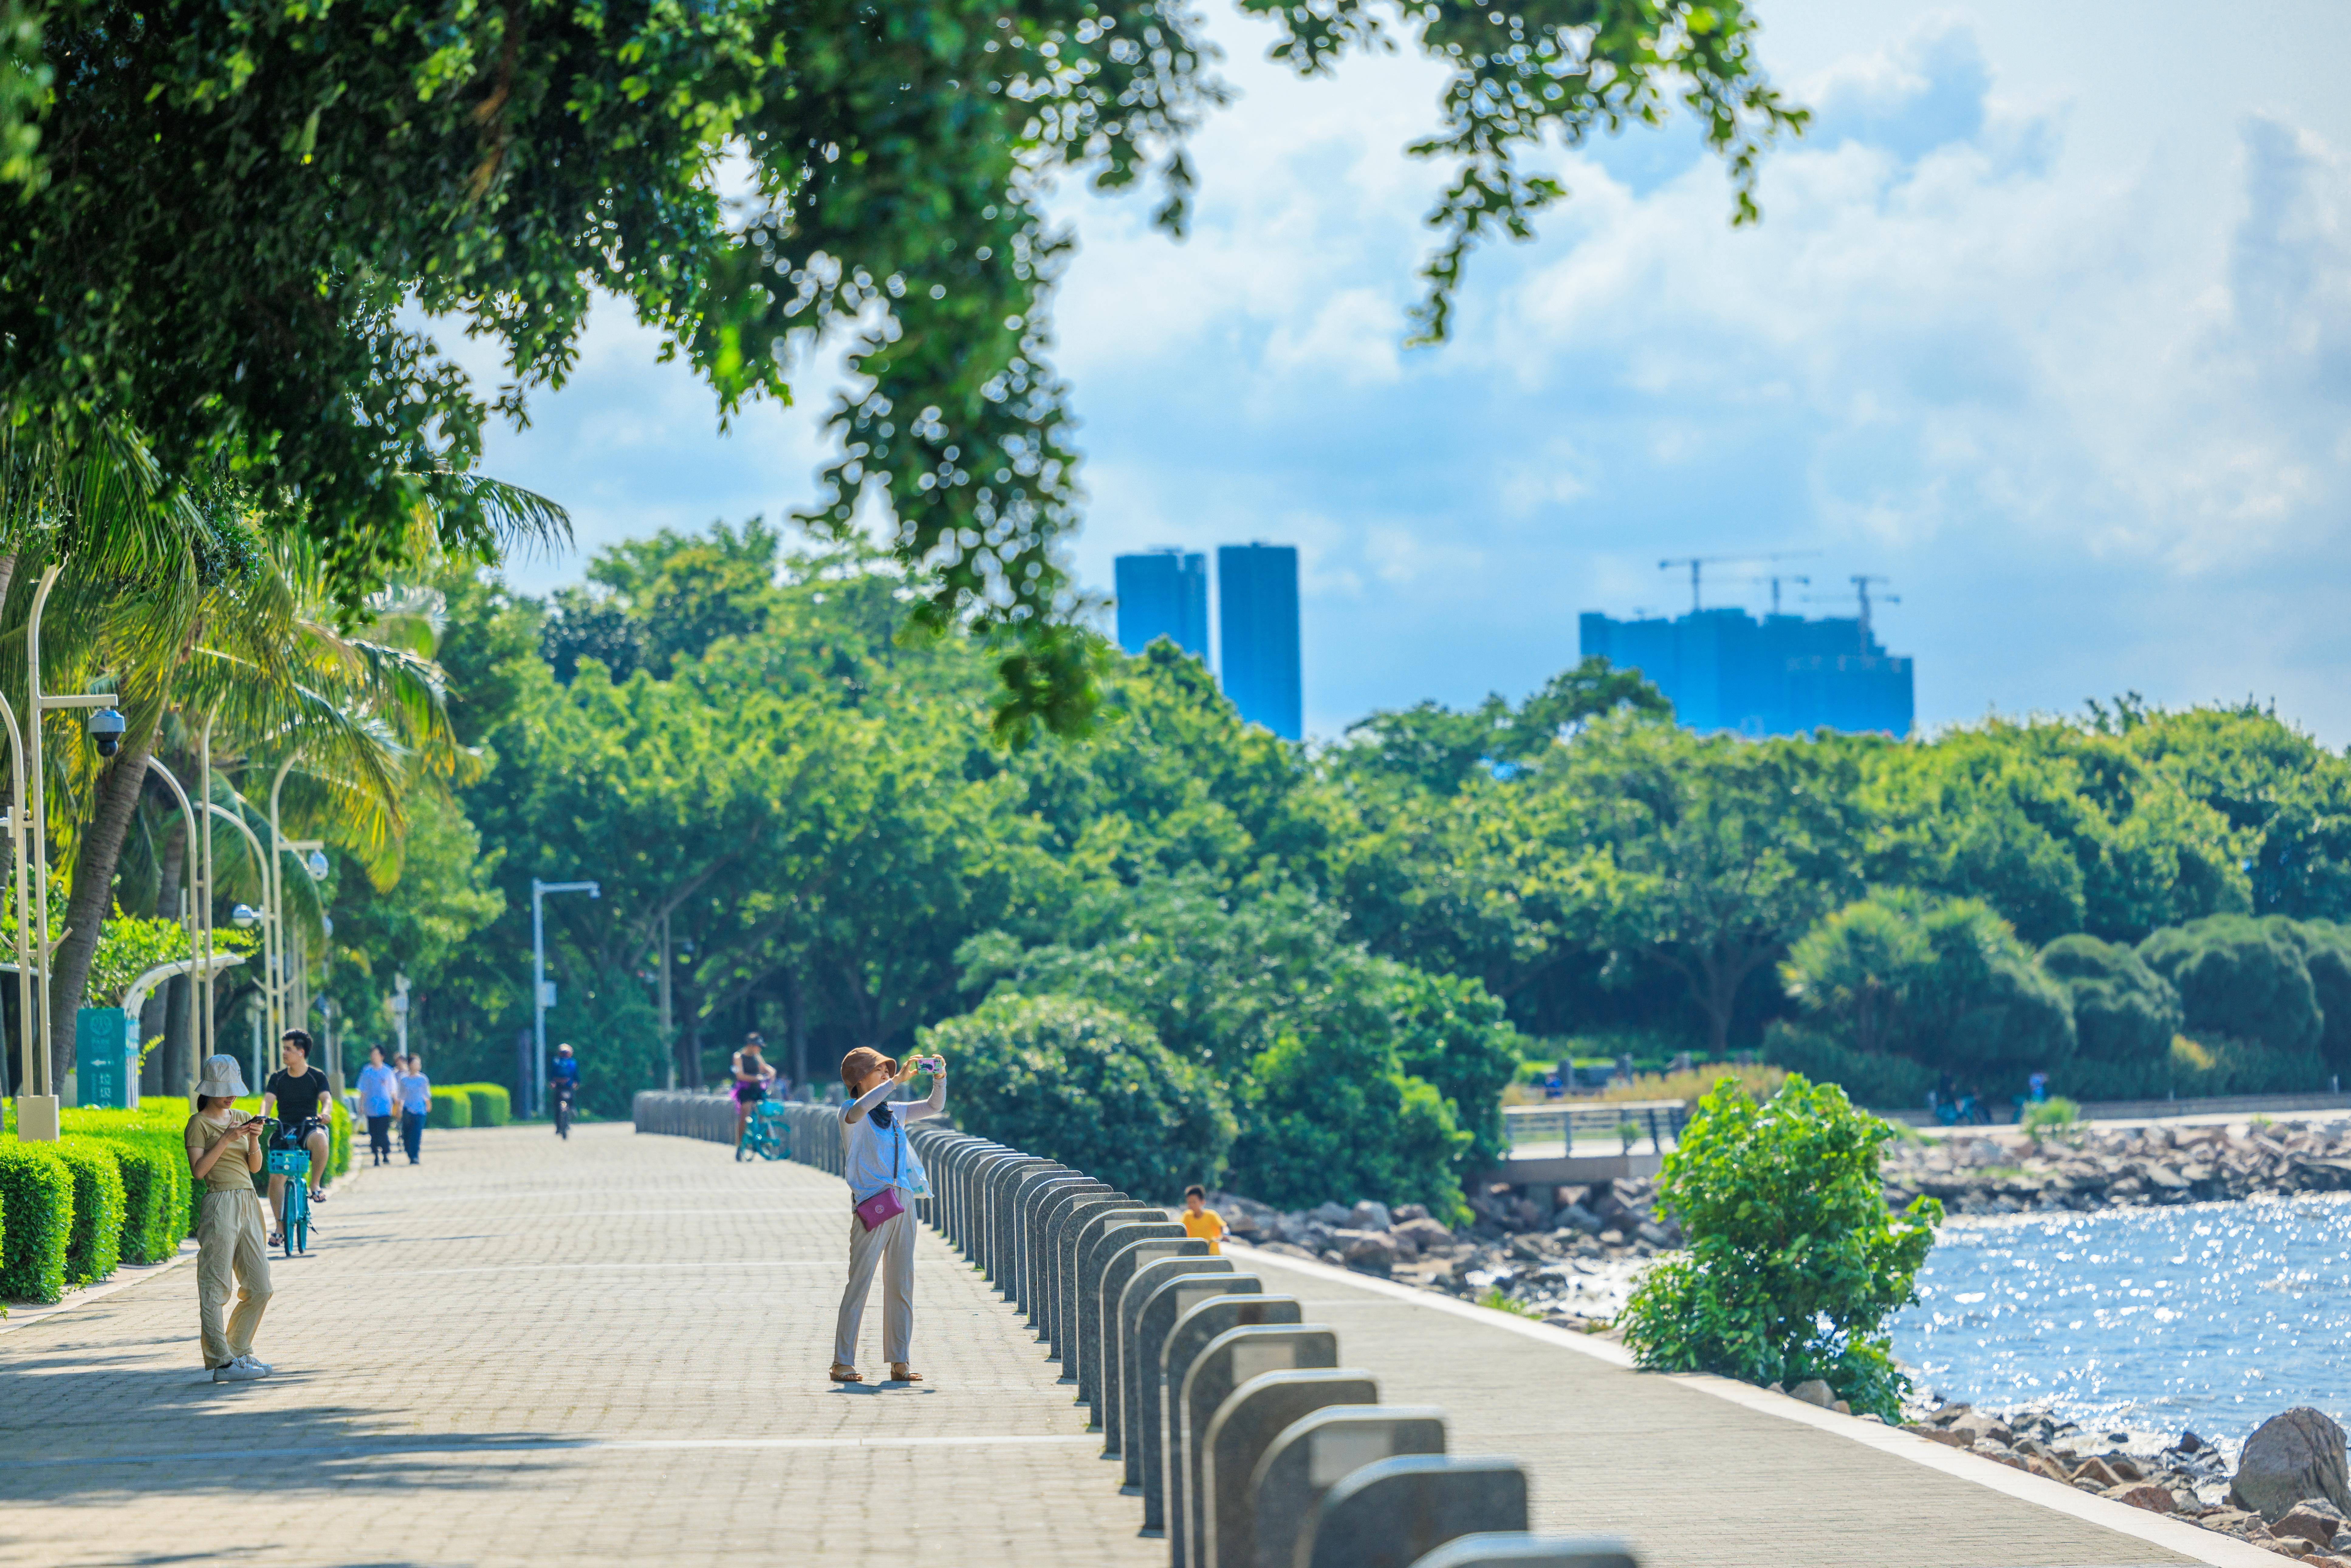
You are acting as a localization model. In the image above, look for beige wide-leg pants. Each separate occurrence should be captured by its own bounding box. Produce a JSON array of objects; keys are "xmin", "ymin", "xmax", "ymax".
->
[
  {"xmin": 196, "ymin": 1188, "xmax": 273, "ymax": 1368},
  {"xmin": 833, "ymin": 1205, "xmax": 915, "ymax": 1367}
]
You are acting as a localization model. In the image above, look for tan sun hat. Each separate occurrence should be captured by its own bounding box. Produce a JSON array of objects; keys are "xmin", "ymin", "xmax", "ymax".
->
[{"xmin": 194, "ymin": 1054, "xmax": 249, "ymax": 1099}]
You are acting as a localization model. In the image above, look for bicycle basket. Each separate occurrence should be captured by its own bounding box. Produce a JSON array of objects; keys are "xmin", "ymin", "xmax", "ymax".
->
[{"xmin": 265, "ymin": 1150, "xmax": 310, "ymax": 1177}]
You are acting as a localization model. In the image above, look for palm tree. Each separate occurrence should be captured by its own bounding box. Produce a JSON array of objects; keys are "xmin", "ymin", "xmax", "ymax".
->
[{"xmin": 0, "ymin": 425, "xmax": 565, "ymax": 1087}]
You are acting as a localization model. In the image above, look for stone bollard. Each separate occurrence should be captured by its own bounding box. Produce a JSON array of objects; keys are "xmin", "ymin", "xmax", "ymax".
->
[
  {"xmin": 1174, "ymin": 1324, "xmax": 1336, "ymax": 1568},
  {"xmin": 1090, "ymin": 1233, "xmax": 1207, "ymax": 1426},
  {"xmin": 1153, "ymin": 1295, "xmax": 1301, "ymax": 1540},
  {"xmin": 1247, "ymin": 1405, "xmax": 1445, "ymax": 1568},
  {"xmin": 1405, "ymin": 1536, "xmax": 1638, "ymax": 1568},
  {"xmin": 981, "ymin": 1155, "xmax": 1054, "ymax": 1285},
  {"xmin": 1017, "ymin": 1174, "xmax": 1099, "ymax": 1317},
  {"xmin": 1201, "ymin": 1368, "xmax": 1379, "ymax": 1568},
  {"xmin": 1071, "ymin": 1215, "xmax": 1183, "ymax": 1395},
  {"xmin": 1045, "ymin": 1194, "xmax": 1140, "ymax": 1355},
  {"xmin": 1112, "ymin": 1255, "xmax": 1237, "ymax": 1470},
  {"xmin": 964, "ymin": 1151, "xmax": 1026, "ymax": 1271},
  {"xmin": 1029, "ymin": 1181, "xmax": 1113, "ymax": 1332},
  {"xmin": 948, "ymin": 1141, "xmax": 1002, "ymax": 1249},
  {"xmin": 1125, "ymin": 1271, "xmax": 1258, "ymax": 1493},
  {"xmin": 998, "ymin": 1162, "xmax": 1073, "ymax": 1297},
  {"xmin": 1301, "ymin": 1455, "xmax": 1529, "ymax": 1568}
]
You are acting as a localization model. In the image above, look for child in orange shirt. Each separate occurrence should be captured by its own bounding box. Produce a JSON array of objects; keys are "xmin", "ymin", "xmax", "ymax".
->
[{"xmin": 1179, "ymin": 1185, "xmax": 1224, "ymax": 1255}]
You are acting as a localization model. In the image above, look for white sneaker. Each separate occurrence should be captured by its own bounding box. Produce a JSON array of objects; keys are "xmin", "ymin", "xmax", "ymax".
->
[
  {"xmin": 212, "ymin": 1359, "xmax": 267, "ymax": 1383},
  {"xmin": 235, "ymin": 1354, "xmax": 273, "ymax": 1374}
]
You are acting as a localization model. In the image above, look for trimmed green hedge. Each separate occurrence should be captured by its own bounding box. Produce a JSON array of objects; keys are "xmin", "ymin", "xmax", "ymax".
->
[
  {"xmin": 0, "ymin": 1143, "xmax": 73, "ymax": 1303},
  {"xmin": 427, "ymin": 1088, "xmax": 472, "ymax": 1130},
  {"xmin": 54, "ymin": 1138, "xmax": 126, "ymax": 1286},
  {"xmin": 93, "ymin": 1135, "xmax": 185, "ymax": 1265},
  {"xmin": 447, "ymin": 1083, "xmax": 510, "ymax": 1127}
]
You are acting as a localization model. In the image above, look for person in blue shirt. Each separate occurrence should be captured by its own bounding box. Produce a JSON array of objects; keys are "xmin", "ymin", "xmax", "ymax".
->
[
  {"xmin": 549, "ymin": 1043, "xmax": 581, "ymax": 1136},
  {"xmin": 396, "ymin": 1054, "xmax": 432, "ymax": 1164},
  {"xmin": 355, "ymin": 1046, "xmax": 399, "ymax": 1166}
]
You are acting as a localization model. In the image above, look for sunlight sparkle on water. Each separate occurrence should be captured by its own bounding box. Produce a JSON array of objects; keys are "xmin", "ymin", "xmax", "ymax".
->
[{"xmin": 1890, "ymin": 1192, "xmax": 2351, "ymax": 1445}]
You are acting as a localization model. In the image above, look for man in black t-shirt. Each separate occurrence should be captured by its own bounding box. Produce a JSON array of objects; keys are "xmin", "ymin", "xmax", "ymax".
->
[{"xmin": 261, "ymin": 1031, "xmax": 332, "ymax": 1243}]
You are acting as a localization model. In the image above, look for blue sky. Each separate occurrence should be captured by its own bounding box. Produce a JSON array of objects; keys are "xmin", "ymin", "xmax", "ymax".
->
[{"xmin": 454, "ymin": 1, "xmax": 2351, "ymax": 745}]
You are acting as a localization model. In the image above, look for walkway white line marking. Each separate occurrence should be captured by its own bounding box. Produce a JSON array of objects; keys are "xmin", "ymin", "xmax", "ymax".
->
[
  {"xmin": 13, "ymin": 1434, "xmax": 1102, "ymax": 1469},
  {"xmin": 389, "ymin": 1259, "xmax": 969, "ymax": 1277},
  {"xmin": 1239, "ymin": 1245, "xmax": 2271, "ymax": 1568}
]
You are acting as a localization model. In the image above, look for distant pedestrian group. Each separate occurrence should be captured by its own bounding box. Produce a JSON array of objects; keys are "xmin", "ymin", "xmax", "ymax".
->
[{"xmin": 354, "ymin": 1046, "xmax": 432, "ymax": 1164}]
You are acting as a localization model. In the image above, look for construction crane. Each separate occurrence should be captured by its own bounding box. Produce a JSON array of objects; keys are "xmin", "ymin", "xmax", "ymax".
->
[
  {"xmin": 1802, "ymin": 574, "xmax": 1901, "ymax": 649},
  {"xmin": 1730, "ymin": 572, "xmax": 1811, "ymax": 615},
  {"xmin": 1658, "ymin": 549, "xmax": 1820, "ymax": 614}
]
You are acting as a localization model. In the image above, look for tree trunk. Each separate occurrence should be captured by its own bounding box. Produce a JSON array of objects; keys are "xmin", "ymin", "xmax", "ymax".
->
[{"xmin": 49, "ymin": 715, "xmax": 159, "ymax": 1089}]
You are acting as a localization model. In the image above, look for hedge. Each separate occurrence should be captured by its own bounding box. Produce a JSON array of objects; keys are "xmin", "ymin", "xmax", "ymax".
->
[
  {"xmin": 0, "ymin": 1143, "xmax": 73, "ymax": 1303},
  {"xmin": 54, "ymin": 1138, "xmax": 126, "ymax": 1286},
  {"xmin": 447, "ymin": 1083, "xmax": 511, "ymax": 1127},
  {"xmin": 93, "ymin": 1136, "xmax": 185, "ymax": 1265},
  {"xmin": 427, "ymin": 1088, "xmax": 472, "ymax": 1130}
]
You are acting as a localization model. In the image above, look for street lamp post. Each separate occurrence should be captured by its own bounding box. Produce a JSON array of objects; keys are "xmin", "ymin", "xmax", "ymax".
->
[
  {"xmin": 530, "ymin": 878, "xmax": 598, "ymax": 1118},
  {"xmin": 14, "ymin": 563, "xmax": 126, "ymax": 1135}
]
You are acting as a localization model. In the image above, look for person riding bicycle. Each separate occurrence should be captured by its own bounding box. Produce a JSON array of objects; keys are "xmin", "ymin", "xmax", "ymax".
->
[
  {"xmin": 549, "ymin": 1043, "xmax": 581, "ymax": 1132},
  {"xmin": 732, "ymin": 1033, "xmax": 776, "ymax": 1158},
  {"xmin": 260, "ymin": 1030, "xmax": 331, "ymax": 1248}
]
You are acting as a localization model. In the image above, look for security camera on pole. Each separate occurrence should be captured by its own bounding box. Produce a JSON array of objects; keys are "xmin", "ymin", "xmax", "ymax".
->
[{"xmin": 531, "ymin": 878, "xmax": 598, "ymax": 1118}]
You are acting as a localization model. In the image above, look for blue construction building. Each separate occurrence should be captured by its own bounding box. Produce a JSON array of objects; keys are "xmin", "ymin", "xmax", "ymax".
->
[
  {"xmin": 1578, "ymin": 605, "xmax": 1913, "ymax": 737},
  {"xmin": 1112, "ymin": 548, "xmax": 1211, "ymax": 663}
]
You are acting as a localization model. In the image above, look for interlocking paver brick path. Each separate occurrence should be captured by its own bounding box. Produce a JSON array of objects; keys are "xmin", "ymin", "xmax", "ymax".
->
[{"xmin": 0, "ymin": 1123, "xmax": 1158, "ymax": 1568}]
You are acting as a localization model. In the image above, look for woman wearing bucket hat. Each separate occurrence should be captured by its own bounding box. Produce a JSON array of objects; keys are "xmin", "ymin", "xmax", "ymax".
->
[{"xmin": 184, "ymin": 1055, "xmax": 274, "ymax": 1382}]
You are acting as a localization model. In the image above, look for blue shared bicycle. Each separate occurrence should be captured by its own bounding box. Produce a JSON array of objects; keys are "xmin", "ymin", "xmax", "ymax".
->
[{"xmin": 263, "ymin": 1118, "xmax": 316, "ymax": 1258}]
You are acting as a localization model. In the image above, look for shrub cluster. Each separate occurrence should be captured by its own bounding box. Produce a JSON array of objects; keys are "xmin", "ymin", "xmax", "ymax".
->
[
  {"xmin": 443, "ymin": 1083, "xmax": 510, "ymax": 1126},
  {"xmin": 1618, "ymin": 1074, "xmax": 1942, "ymax": 1418},
  {"xmin": 0, "ymin": 1143, "xmax": 74, "ymax": 1303},
  {"xmin": 427, "ymin": 1089, "xmax": 472, "ymax": 1129},
  {"xmin": 1772, "ymin": 896, "xmax": 2351, "ymax": 1107}
]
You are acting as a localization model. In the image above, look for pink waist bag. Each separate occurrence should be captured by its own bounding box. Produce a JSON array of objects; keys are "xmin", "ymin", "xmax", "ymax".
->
[{"xmin": 854, "ymin": 1118, "xmax": 910, "ymax": 1231}]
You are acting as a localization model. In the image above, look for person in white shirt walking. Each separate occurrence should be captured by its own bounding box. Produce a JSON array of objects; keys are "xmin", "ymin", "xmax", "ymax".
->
[
  {"xmin": 355, "ymin": 1046, "xmax": 399, "ymax": 1166},
  {"xmin": 396, "ymin": 1055, "xmax": 432, "ymax": 1164}
]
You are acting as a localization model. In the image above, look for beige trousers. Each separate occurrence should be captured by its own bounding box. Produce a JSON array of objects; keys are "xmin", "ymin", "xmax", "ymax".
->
[
  {"xmin": 833, "ymin": 1205, "xmax": 915, "ymax": 1366},
  {"xmin": 196, "ymin": 1188, "xmax": 273, "ymax": 1368}
]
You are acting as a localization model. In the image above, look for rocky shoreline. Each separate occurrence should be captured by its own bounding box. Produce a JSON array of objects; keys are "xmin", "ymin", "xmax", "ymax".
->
[
  {"xmin": 1903, "ymin": 1402, "xmax": 2351, "ymax": 1562},
  {"xmin": 1880, "ymin": 1116, "xmax": 2351, "ymax": 1216}
]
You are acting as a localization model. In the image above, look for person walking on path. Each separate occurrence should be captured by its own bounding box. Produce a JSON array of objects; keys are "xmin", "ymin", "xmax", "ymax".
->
[
  {"xmin": 260, "ymin": 1030, "xmax": 332, "ymax": 1245},
  {"xmin": 397, "ymin": 1054, "xmax": 432, "ymax": 1164},
  {"xmin": 830, "ymin": 1048, "xmax": 946, "ymax": 1386},
  {"xmin": 185, "ymin": 1056, "xmax": 273, "ymax": 1382},
  {"xmin": 355, "ymin": 1046, "xmax": 398, "ymax": 1166}
]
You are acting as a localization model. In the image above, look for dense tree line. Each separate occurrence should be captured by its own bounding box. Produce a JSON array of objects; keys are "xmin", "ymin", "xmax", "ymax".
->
[{"xmin": 333, "ymin": 522, "xmax": 2351, "ymax": 1210}]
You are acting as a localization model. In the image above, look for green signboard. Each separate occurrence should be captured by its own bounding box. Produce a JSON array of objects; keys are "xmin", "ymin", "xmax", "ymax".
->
[{"xmin": 75, "ymin": 1007, "xmax": 139, "ymax": 1108}]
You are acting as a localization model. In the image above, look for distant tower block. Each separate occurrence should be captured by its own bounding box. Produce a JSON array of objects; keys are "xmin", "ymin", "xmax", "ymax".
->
[
  {"xmin": 1113, "ymin": 548, "xmax": 1211, "ymax": 662},
  {"xmin": 1218, "ymin": 543, "xmax": 1302, "ymax": 740}
]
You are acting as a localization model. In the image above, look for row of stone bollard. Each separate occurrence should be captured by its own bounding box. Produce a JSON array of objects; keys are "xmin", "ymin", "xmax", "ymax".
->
[
  {"xmin": 631, "ymin": 1089, "xmax": 739, "ymax": 1143},
  {"xmin": 743, "ymin": 1105, "xmax": 1640, "ymax": 1568}
]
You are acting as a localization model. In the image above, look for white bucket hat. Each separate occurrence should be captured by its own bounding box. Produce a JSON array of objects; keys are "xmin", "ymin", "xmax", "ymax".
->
[{"xmin": 195, "ymin": 1054, "xmax": 249, "ymax": 1099}]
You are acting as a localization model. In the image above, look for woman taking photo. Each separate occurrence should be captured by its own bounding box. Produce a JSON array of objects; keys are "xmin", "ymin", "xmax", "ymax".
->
[{"xmin": 830, "ymin": 1048, "xmax": 946, "ymax": 1386}]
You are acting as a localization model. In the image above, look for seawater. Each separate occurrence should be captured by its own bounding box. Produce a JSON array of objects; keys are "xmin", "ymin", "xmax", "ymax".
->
[{"xmin": 1890, "ymin": 1191, "xmax": 2351, "ymax": 1448}]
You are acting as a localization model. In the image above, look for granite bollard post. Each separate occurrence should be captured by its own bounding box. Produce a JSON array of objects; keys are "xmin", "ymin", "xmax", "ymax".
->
[
  {"xmin": 1403, "ymin": 1536, "xmax": 1638, "ymax": 1568},
  {"xmin": 1122, "ymin": 1269, "xmax": 1253, "ymax": 1491},
  {"xmin": 1302, "ymin": 1456, "xmax": 1529, "ymax": 1568},
  {"xmin": 1013, "ymin": 1172, "xmax": 1092, "ymax": 1315},
  {"xmin": 1046, "ymin": 1195, "xmax": 1140, "ymax": 1355},
  {"xmin": 1000, "ymin": 1163, "xmax": 1073, "ymax": 1300},
  {"xmin": 1089, "ymin": 1232, "xmax": 1203, "ymax": 1424},
  {"xmin": 1111, "ymin": 1254, "xmax": 1235, "ymax": 1467},
  {"xmin": 1068, "ymin": 1211, "xmax": 1174, "ymax": 1386},
  {"xmin": 984, "ymin": 1156, "xmax": 1055, "ymax": 1286},
  {"xmin": 1027, "ymin": 1180, "xmax": 1111, "ymax": 1330},
  {"xmin": 1246, "ymin": 1405, "xmax": 1446, "ymax": 1568},
  {"xmin": 1201, "ymin": 1369, "xmax": 1379, "ymax": 1568},
  {"xmin": 968, "ymin": 1152, "xmax": 1030, "ymax": 1277},
  {"xmin": 1157, "ymin": 1298, "xmax": 1303, "ymax": 1548},
  {"xmin": 1175, "ymin": 1325, "xmax": 1336, "ymax": 1568}
]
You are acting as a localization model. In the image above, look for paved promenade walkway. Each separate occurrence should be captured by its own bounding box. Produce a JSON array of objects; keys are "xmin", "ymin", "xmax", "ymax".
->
[
  {"xmin": 0, "ymin": 1121, "xmax": 2260, "ymax": 1567},
  {"xmin": 1234, "ymin": 1247, "xmax": 2250, "ymax": 1568},
  {"xmin": 0, "ymin": 1123, "xmax": 1158, "ymax": 1568}
]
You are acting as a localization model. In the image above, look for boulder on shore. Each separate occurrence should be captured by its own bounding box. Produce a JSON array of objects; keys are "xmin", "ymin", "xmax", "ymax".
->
[
  {"xmin": 2274, "ymin": 1500, "xmax": 2349, "ymax": 1549},
  {"xmin": 2230, "ymin": 1408, "xmax": 2351, "ymax": 1521}
]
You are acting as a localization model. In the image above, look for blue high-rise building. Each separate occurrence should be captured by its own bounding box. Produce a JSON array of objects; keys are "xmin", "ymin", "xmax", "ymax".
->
[
  {"xmin": 1217, "ymin": 543, "xmax": 1302, "ymax": 740},
  {"xmin": 1578, "ymin": 605, "xmax": 1913, "ymax": 738},
  {"xmin": 1113, "ymin": 548, "xmax": 1211, "ymax": 662}
]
